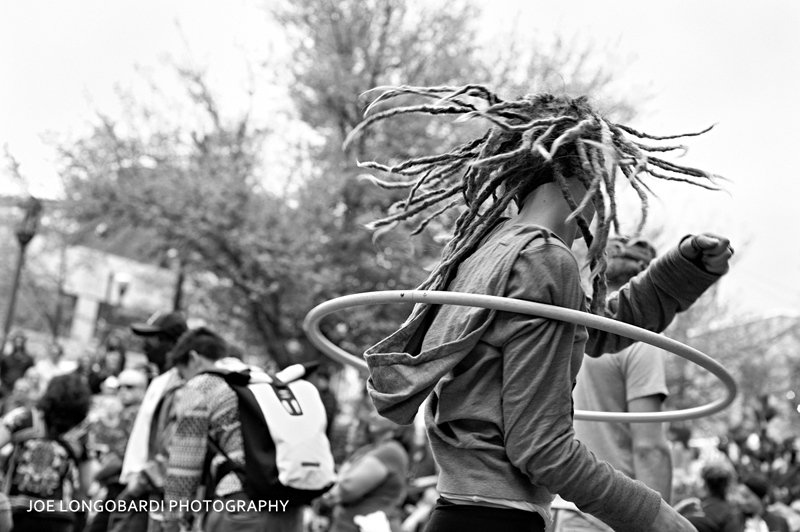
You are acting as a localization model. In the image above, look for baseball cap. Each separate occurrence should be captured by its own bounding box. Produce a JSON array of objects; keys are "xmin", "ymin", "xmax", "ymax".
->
[{"xmin": 131, "ymin": 311, "xmax": 188, "ymax": 341}]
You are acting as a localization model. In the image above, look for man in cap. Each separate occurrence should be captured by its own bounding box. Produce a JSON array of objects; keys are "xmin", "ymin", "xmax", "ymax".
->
[
  {"xmin": 554, "ymin": 238, "xmax": 675, "ymax": 532},
  {"xmin": 132, "ymin": 311, "xmax": 190, "ymax": 376},
  {"xmin": 109, "ymin": 311, "xmax": 188, "ymax": 532}
]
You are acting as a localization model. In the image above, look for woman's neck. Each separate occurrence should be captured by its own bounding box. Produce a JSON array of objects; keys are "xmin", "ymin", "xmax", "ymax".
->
[{"xmin": 513, "ymin": 182, "xmax": 581, "ymax": 247}]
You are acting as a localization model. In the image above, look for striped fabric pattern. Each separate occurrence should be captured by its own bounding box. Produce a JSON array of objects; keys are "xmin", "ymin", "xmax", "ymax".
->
[{"xmin": 164, "ymin": 373, "xmax": 245, "ymax": 522}]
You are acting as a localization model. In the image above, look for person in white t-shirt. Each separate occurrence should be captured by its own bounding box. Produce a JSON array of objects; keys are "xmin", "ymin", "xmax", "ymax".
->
[{"xmin": 556, "ymin": 238, "xmax": 673, "ymax": 532}]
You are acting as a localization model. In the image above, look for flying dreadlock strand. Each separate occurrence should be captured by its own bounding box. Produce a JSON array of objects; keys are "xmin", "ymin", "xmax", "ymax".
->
[
  {"xmin": 358, "ymin": 174, "xmax": 420, "ymax": 189},
  {"xmin": 633, "ymin": 142, "xmax": 688, "ymax": 154},
  {"xmin": 364, "ymin": 185, "xmax": 464, "ymax": 230},
  {"xmin": 582, "ymin": 139, "xmax": 619, "ymax": 237},
  {"xmin": 421, "ymin": 178, "xmax": 532, "ymax": 291},
  {"xmin": 598, "ymin": 120, "xmax": 621, "ymax": 237},
  {"xmin": 646, "ymin": 158, "xmax": 721, "ymax": 185},
  {"xmin": 566, "ymin": 164, "xmax": 604, "ymax": 224},
  {"xmin": 433, "ymin": 171, "xmax": 531, "ymax": 289},
  {"xmin": 456, "ymin": 112, "xmax": 576, "ymax": 134},
  {"xmin": 547, "ymin": 118, "xmax": 597, "ymax": 161},
  {"xmin": 400, "ymin": 179, "xmax": 465, "ymax": 211},
  {"xmin": 530, "ymin": 123, "xmax": 564, "ymax": 162},
  {"xmin": 344, "ymin": 105, "xmax": 471, "ymax": 150},
  {"xmin": 464, "ymin": 129, "xmax": 505, "ymax": 205},
  {"xmin": 362, "ymin": 85, "xmax": 482, "ymax": 115},
  {"xmin": 437, "ymin": 84, "xmax": 503, "ymax": 105},
  {"xmin": 588, "ymin": 189, "xmax": 610, "ymax": 316},
  {"xmin": 403, "ymin": 165, "xmax": 452, "ymax": 211},
  {"xmin": 614, "ymin": 123, "xmax": 715, "ymax": 141},
  {"xmin": 574, "ymin": 140, "xmax": 595, "ymax": 186},
  {"xmin": 567, "ymin": 122, "xmax": 605, "ymax": 221},
  {"xmin": 645, "ymin": 169, "xmax": 722, "ymax": 190},
  {"xmin": 357, "ymin": 148, "xmax": 477, "ymax": 176},
  {"xmin": 403, "ymin": 166, "xmax": 467, "ymax": 212},
  {"xmin": 371, "ymin": 159, "xmax": 472, "ymax": 215},
  {"xmin": 410, "ymin": 198, "xmax": 464, "ymax": 236},
  {"xmin": 552, "ymin": 162, "xmax": 594, "ymax": 250},
  {"xmin": 452, "ymin": 166, "xmax": 516, "ymax": 241},
  {"xmin": 620, "ymin": 164, "xmax": 651, "ymax": 236},
  {"xmin": 472, "ymin": 128, "xmax": 540, "ymax": 168}
]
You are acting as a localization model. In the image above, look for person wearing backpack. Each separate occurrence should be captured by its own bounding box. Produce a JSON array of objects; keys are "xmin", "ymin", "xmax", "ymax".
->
[
  {"xmin": 0, "ymin": 372, "xmax": 93, "ymax": 532},
  {"xmin": 162, "ymin": 327, "xmax": 335, "ymax": 532}
]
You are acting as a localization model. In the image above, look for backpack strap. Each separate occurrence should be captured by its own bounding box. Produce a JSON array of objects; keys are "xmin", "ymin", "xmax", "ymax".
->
[
  {"xmin": 199, "ymin": 367, "xmax": 275, "ymax": 501},
  {"xmin": 195, "ymin": 367, "xmax": 249, "ymax": 498},
  {"xmin": 204, "ymin": 436, "xmax": 247, "ymax": 498}
]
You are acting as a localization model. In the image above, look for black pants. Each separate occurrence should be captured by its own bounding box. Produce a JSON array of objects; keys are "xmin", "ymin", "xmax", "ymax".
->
[
  {"xmin": 88, "ymin": 483, "xmax": 125, "ymax": 532},
  {"xmin": 424, "ymin": 499, "xmax": 546, "ymax": 532}
]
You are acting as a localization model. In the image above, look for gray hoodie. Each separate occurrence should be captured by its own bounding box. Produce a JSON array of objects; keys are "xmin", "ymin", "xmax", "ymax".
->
[{"xmin": 365, "ymin": 222, "xmax": 720, "ymax": 532}]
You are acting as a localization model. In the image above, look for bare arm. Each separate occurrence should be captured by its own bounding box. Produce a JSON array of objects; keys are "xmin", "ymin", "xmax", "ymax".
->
[
  {"xmin": 629, "ymin": 395, "xmax": 673, "ymax": 503},
  {"xmin": 329, "ymin": 455, "xmax": 389, "ymax": 504},
  {"xmin": 0, "ymin": 426, "xmax": 10, "ymax": 449},
  {"xmin": 77, "ymin": 460, "xmax": 95, "ymax": 501}
]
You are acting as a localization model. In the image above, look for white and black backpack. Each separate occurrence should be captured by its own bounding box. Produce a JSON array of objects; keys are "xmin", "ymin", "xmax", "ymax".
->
[{"xmin": 205, "ymin": 360, "xmax": 336, "ymax": 506}]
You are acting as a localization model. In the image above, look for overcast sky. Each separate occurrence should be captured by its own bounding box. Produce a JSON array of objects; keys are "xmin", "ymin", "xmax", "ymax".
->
[{"xmin": 1, "ymin": 0, "xmax": 798, "ymax": 318}]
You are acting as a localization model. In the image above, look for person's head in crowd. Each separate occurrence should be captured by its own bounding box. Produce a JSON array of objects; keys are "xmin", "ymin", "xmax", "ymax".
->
[
  {"xmin": 102, "ymin": 349, "xmax": 125, "ymax": 376},
  {"xmin": 742, "ymin": 475, "xmax": 773, "ymax": 508},
  {"xmin": 701, "ymin": 463, "xmax": 735, "ymax": 500},
  {"xmin": 46, "ymin": 342, "xmax": 64, "ymax": 364},
  {"xmin": 36, "ymin": 372, "xmax": 92, "ymax": 438},
  {"xmin": 167, "ymin": 327, "xmax": 228, "ymax": 381},
  {"xmin": 22, "ymin": 366, "xmax": 40, "ymax": 392},
  {"xmin": 131, "ymin": 311, "xmax": 188, "ymax": 374},
  {"xmin": 106, "ymin": 331, "xmax": 126, "ymax": 353},
  {"xmin": 100, "ymin": 375, "xmax": 119, "ymax": 395},
  {"xmin": 605, "ymin": 237, "xmax": 658, "ymax": 290},
  {"xmin": 8, "ymin": 377, "xmax": 35, "ymax": 408},
  {"xmin": 10, "ymin": 332, "xmax": 27, "ymax": 353},
  {"xmin": 75, "ymin": 351, "xmax": 94, "ymax": 374},
  {"xmin": 117, "ymin": 369, "xmax": 148, "ymax": 406},
  {"xmin": 732, "ymin": 483, "xmax": 765, "ymax": 519},
  {"xmin": 668, "ymin": 424, "xmax": 693, "ymax": 449}
]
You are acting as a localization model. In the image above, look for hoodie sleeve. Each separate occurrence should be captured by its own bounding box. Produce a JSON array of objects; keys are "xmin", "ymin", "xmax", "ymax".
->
[
  {"xmin": 499, "ymin": 242, "xmax": 662, "ymax": 532},
  {"xmin": 586, "ymin": 246, "xmax": 721, "ymax": 357}
]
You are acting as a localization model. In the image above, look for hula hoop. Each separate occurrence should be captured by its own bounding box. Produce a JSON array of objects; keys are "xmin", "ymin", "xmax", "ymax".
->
[{"xmin": 303, "ymin": 290, "xmax": 737, "ymax": 422}]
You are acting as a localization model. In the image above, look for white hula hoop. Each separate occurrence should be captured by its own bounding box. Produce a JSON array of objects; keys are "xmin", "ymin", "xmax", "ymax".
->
[{"xmin": 302, "ymin": 290, "xmax": 737, "ymax": 422}]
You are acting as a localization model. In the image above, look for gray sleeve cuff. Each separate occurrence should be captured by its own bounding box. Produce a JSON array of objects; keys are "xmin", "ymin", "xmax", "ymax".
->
[{"xmin": 647, "ymin": 246, "xmax": 721, "ymax": 309}]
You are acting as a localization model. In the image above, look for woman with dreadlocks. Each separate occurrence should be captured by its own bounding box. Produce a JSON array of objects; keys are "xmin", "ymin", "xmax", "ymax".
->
[{"xmin": 351, "ymin": 86, "xmax": 732, "ymax": 532}]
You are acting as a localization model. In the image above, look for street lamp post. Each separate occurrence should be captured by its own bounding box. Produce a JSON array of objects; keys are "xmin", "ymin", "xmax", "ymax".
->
[{"xmin": 1, "ymin": 196, "xmax": 43, "ymax": 353}]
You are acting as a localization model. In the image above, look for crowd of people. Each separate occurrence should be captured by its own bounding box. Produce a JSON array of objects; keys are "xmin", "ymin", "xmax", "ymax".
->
[
  {"xmin": 0, "ymin": 312, "xmax": 436, "ymax": 532},
  {"xmin": 0, "ymin": 315, "xmax": 798, "ymax": 532}
]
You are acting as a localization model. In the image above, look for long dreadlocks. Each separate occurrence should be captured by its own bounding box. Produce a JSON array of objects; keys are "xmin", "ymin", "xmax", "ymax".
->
[{"xmin": 346, "ymin": 85, "xmax": 720, "ymax": 315}]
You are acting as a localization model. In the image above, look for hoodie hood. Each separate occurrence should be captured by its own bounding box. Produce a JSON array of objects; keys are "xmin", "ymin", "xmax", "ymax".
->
[{"xmin": 365, "ymin": 224, "xmax": 555, "ymax": 424}]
